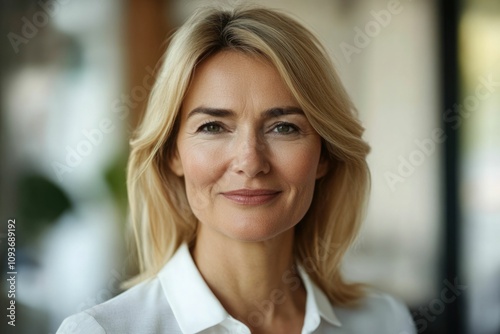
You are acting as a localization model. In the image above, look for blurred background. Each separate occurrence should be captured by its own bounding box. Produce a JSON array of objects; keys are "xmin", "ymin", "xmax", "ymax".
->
[{"xmin": 0, "ymin": 0, "xmax": 499, "ymax": 333}]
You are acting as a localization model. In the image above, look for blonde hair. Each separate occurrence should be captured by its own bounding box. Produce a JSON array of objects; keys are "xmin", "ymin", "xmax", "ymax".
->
[{"xmin": 127, "ymin": 4, "xmax": 371, "ymax": 306}]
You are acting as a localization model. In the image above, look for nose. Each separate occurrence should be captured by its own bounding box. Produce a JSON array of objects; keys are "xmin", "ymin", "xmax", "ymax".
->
[{"xmin": 230, "ymin": 131, "xmax": 270, "ymax": 177}]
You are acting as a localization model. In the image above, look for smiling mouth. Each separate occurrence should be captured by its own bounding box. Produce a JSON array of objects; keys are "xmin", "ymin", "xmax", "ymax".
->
[{"xmin": 221, "ymin": 189, "xmax": 281, "ymax": 205}]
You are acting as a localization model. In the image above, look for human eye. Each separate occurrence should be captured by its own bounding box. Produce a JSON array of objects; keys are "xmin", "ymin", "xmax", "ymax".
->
[
  {"xmin": 196, "ymin": 121, "xmax": 225, "ymax": 134},
  {"xmin": 271, "ymin": 122, "xmax": 299, "ymax": 135}
]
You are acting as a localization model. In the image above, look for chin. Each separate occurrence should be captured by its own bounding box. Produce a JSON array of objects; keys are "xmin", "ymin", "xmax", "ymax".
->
[{"xmin": 215, "ymin": 216, "xmax": 296, "ymax": 243}]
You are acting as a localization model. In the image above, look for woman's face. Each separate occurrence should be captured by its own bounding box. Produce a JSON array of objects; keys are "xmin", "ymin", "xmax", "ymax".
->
[{"xmin": 170, "ymin": 51, "xmax": 328, "ymax": 242}]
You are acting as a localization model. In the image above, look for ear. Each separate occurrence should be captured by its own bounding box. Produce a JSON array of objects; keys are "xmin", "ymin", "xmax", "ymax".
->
[
  {"xmin": 168, "ymin": 148, "xmax": 184, "ymax": 177},
  {"xmin": 315, "ymin": 153, "xmax": 329, "ymax": 179}
]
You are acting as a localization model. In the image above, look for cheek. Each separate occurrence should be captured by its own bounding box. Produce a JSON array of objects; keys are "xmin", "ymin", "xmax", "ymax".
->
[
  {"xmin": 179, "ymin": 143, "xmax": 226, "ymax": 210},
  {"xmin": 270, "ymin": 141, "xmax": 321, "ymax": 226},
  {"xmin": 273, "ymin": 141, "xmax": 322, "ymax": 187}
]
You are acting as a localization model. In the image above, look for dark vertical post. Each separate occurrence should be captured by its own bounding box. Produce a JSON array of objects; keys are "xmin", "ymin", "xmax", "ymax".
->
[
  {"xmin": 438, "ymin": 0, "xmax": 464, "ymax": 333},
  {"xmin": 126, "ymin": 0, "xmax": 171, "ymax": 129}
]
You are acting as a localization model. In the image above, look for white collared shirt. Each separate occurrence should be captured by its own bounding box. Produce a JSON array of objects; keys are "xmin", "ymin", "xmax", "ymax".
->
[{"xmin": 57, "ymin": 243, "xmax": 416, "ymax": 334}]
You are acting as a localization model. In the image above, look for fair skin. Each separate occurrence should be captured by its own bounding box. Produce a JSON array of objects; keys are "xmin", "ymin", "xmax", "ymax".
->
[{"xmin": 170, "ymin": 50, "xmax": 328, "ymax": 333}]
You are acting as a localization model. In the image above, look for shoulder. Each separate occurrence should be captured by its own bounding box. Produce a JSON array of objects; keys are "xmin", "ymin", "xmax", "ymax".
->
[
  {"xmin": 332, "ymin": 291, "xmax": 416, "ymax": 334},
  {"xmin": 57, "ymin": 311, "xmax": 105, "ymax": 334},
  {"xmin": 56, "ymin": 277, "xmax": 181, "ymax": 334}
]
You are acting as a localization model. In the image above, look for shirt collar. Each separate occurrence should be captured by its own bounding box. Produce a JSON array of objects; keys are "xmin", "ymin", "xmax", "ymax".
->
[
  {"xmin": 158, "ymin": 243, "xmax": 229, "ymax": 333},
  {"xmin": 158, "ymin": 243, "xmax": 342, "ymax": 334},
  {"xmin": 297, "ymin": 265, "xmax": 342, "ymax": 330}
]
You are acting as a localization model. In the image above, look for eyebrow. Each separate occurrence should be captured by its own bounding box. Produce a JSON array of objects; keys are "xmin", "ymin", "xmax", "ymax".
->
[{"xmin": 187, "ymin": 106, "xmax": 304, "ymax": 119}]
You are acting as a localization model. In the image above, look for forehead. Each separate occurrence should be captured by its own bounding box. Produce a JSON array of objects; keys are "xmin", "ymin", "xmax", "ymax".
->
[
  {"xmin": 197, "ymin": 50, "xmax": 273, "ymax": 76},
  {"xmin": 181, "ymin": 50, "xmax": 298, "ymax": 115}
]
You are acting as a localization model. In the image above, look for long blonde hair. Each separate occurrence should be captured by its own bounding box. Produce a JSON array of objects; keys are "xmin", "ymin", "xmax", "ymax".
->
[{"xmin": 126, "ymin": 4, "xmax": 371, "ymax": 306}]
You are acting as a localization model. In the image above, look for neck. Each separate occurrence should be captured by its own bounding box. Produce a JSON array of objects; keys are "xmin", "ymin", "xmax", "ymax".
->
[{"xmin": 191, "ymin": 225, "xmax": 306, "ymax": 331}]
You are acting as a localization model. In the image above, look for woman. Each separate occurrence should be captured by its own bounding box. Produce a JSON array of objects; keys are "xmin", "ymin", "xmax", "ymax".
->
[{"xmin": 58, "ymin": 4, "xmax": 416, "ymax": 334}]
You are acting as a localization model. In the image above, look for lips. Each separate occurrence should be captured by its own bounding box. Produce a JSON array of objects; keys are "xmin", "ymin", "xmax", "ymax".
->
[{"xmin": 221, "ymin": 189, "xmax": 281, "ymax": 205}]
